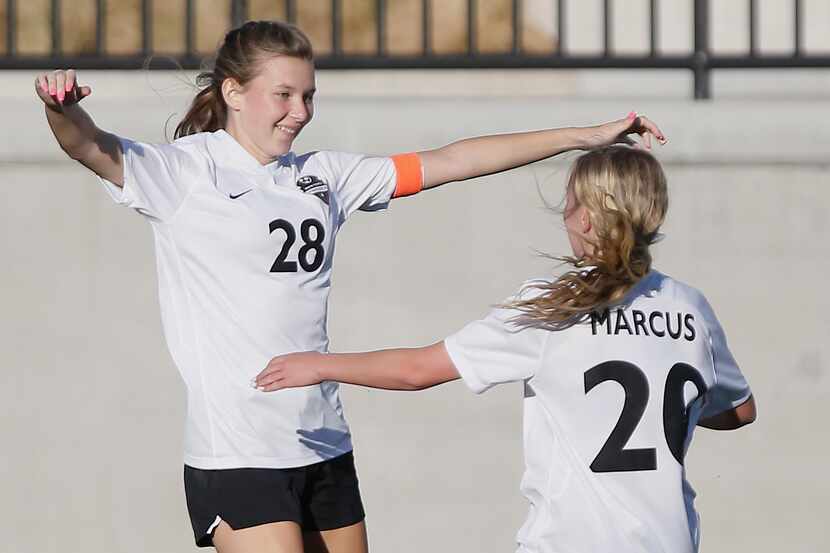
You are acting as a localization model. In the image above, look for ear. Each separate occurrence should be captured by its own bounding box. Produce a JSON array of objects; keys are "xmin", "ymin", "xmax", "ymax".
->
[
  {"xmin": 580, "ymin": 209, "xmax": 592, "ymax": 234},
  {"xmin": 221, "ymin": 78, "xmax": 243, "ymax": 111}
]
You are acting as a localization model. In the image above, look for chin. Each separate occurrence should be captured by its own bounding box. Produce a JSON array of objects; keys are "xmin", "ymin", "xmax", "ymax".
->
[
  {"xmin": 262, "ymin": 139, "xmax": 292, "ymax": 157},
  {"xmin": 272, "ymin": 132, "xmax": 299, "ymax": 150}
]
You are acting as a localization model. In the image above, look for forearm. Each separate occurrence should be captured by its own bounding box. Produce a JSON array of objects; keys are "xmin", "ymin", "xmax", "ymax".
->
[
  {"xmin": 258, "ymin": 342, "xmax": 459, "ymax": 392},
  {"xmin": 317, "ymin": 349, "xmax": 431, "ymax": 391},
  {"xmin": 44, "ymin": 103, "xmax": 123, "ymax": 184},
  {"xmin": 421, "ymin": 126, "xmax": 589, "ymax": 189},
  {"xmin": 44, "ymin": 103, "xmax": 100, "ymax": 159}
]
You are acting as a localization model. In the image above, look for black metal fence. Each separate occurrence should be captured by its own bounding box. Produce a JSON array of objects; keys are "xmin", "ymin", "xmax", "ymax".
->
[{"xmin": 2, "ymin": 0, "xmax": 828, "ymax": 99}]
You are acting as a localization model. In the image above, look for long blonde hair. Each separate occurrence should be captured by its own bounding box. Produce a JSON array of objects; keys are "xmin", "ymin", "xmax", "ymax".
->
[
  {"xmin": 174, "ymin": 20, "xmax": 313, "ymax": 139},
  {"xmin": 509, "ymin": 146, "xmax": 668, "ymax": 328}
]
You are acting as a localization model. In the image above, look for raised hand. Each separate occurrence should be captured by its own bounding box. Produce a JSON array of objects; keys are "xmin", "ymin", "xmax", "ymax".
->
[
  {"xmin": 582, "ymin": 112, "xmax": 667, "ymax": 150},
  {"xmin": 254, "ymin": 351, "xmax": 326, "ymax": 392},
  {"xmin": 35, "ymin": 69, "xmax": 92, "ymax": 111}
]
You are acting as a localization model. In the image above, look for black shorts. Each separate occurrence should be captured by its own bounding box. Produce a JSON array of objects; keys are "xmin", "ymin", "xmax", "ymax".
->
[{"xmin": 184, "ymin": 451, "xmax": 365, "ymax": 547}]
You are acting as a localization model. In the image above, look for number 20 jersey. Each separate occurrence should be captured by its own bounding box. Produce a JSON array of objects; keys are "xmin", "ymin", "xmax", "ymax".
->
[
  {"xmin": 101, "ymin": 129, "xmax": 419, "ymax": 470},
  {"xmin": 444, "ymin": 271, "xmax": 751, "ymax": 553}
]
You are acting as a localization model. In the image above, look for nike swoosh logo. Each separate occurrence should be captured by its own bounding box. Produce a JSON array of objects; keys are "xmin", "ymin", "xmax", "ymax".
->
[{"xmin": 229, "ymin": 189, "xmax": 253, "ymax": 199}]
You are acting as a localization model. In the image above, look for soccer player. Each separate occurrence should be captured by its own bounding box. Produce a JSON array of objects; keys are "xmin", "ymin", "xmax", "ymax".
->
[
  {"xmin": 36, "ymin": 20, "xmax": 665, "ymax": 553},
  {"xmin": 256, "ymin": 146, "xmax": 756, "ymax": 553}
]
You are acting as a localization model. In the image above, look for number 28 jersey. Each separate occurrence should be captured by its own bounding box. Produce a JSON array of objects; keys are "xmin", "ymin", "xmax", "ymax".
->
[
  {"xmin": 100, "ymin": 129, "xmax": 421, "ymax": 470},
  {"xmin": 444, "ymin": 271, "xmax": 751, "ymax": 553}
]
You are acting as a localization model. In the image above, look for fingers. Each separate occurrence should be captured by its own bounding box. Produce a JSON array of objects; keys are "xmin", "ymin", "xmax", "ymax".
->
[
  {"xmin": 641, "ymin": 127, "xmax": 652, "ymax": 150},
  {"xmin": 635, "ymin": 115, "xmax": 667, "ymax": 145},
  {"xmin": 254, "ymin": 356, "xmax": 298, "ymax": 392},
  {"xmin": 252, "ymin": 352, "xmax": 322, "ymax": 392},
  {"xmin": 259, "ymin": 377, "xmax": 286, "ymax": 392},
  {"xmin": 35, "ymin": 74, "xmax": 51, "ymax": 100},
  {"xmin": 253, "ymin": 358, "xmax": 283, "ymax": 389},
  {"xmin": 65, "ymin": 69, "xmax": 76, "ymax": 93},
  {"xmin": 63, "ymin": 69, "xmax": 77, "ymax": 102},
  {"xmin": 54, "ymin": 71, "xmax": 67, "ymax": 103},
  {"xmin": 35, "ymin": 69, "xmax": 88, "ymax": 106},
  {"xmin": 615, "ymin": 113, "xmax": 666, "ymax": 151}
]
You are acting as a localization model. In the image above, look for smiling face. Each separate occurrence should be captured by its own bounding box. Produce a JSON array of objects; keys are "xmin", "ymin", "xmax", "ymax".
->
[{"xmin": 222, "ymin": 55, "xmax": 316, "ymax": 164}]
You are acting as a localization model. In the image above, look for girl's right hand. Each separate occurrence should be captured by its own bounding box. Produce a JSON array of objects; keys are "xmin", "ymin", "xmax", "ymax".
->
[{"xmin": 35, "ymin": 69, "xmax": 92, "ymax": 111}]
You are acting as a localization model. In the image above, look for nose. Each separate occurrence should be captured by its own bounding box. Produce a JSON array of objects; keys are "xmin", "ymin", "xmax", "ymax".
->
[{"xmin": 290, "ymin": 99, "xmax": 310, "ymax": 123}]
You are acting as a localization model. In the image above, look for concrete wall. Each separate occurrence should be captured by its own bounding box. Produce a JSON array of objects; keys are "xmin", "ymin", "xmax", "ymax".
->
[{"xmin": 1, "ymin": 68, "xmax": 828, "ymax": 553}]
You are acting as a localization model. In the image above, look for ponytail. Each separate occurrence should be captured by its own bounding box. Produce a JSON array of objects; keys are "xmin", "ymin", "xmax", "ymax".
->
[
  {"xmin": 174, "ymin": 71, "xmax": 226, "ymax": 139},
  {"xmin": 508, "ymin": 146, "xmax": 668, "ymax": 329}
]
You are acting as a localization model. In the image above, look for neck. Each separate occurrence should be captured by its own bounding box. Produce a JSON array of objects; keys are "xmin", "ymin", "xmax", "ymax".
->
[{"xmin": 224, "ymin": 123, "xmax": 284, "ymax": 165}]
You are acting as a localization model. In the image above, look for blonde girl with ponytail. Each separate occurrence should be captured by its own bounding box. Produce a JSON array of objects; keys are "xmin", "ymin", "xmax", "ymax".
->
[
  {"xmin": 508, "ymin": 145, "xmax": 670, "ymax": 329},
  {"xmin": 260, "ymin": 146, "xmax": 757, "ymax": 553}
]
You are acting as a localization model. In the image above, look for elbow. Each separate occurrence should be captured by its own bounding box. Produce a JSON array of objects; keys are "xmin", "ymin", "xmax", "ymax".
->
[
  {"xmin": 394, "ymin": 344, "xmax": 457, "ymax": 391},
  {"xmin": 62, "ymin": 140, "xmax": 94, "ymax": 163},
  {"xmin": 739, "ymin": 408, "xmax": 757, "ymax": 428},
  {"xmin": 61, "ymin": 142, "xmax": 84, "ymax": 161},
  {"xmin": 401, "ymin": 371, "xmax": 432, "ymax": 391},
  {"xmin": 736, "ymin": 395, "xmax": 757, "ymax": 427},
  {"xmin": 698, "ymin": 395, "xmax": 757, "ymax": 430}
]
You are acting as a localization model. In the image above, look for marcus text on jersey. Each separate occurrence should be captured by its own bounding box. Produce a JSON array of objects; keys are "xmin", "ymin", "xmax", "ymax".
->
[{"xmin": 590, "ymin": 308, "xmax": 696, "ymax": 341}]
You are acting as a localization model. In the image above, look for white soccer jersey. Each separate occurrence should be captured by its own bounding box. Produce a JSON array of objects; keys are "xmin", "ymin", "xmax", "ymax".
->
[
  {"xmin": 444, "ymin": 271, "xmax": 751, "ymax": 553},
  {"xmin": 101, "ymin": 129, "xmax": 420, "ymax": 469}
]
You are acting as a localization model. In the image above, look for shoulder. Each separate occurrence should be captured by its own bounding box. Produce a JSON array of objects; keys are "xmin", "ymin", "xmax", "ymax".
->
[
  {"xmin": 301, "ymin": 150, "xmax": 383, "ymax": 168},
  {"xmin": 644, "ymin": 270, "xmax": 720, "ymax": 334},
  {"xmin": 514, "ymin": 277, "xmax": 554, "ymax": 302},
  {"xmin": 648, "ymin": 271, "xmax": 711, "ymax": 312},
  {"xmin": 127, "ymin": 132, "xmax": 211, "ymax": 163},
  {"xmin": 169, "ymin": 132, "xmax": 212, "ymax": 156},
  {"xmin": 161, "ymin": 132, "xmax": 214, "ymax": 172},
  {"xmin": 491, "ymin": 278, "xmax": 554, "ymax": 331}
]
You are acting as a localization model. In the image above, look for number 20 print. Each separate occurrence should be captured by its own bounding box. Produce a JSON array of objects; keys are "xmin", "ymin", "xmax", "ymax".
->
[{"xmin": 584, "ymin": 360, "xmax": 707, "ymax": 473}]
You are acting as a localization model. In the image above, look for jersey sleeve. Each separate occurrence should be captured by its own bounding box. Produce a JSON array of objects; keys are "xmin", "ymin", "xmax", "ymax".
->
[
  {"xmin": 99, "ymin": 137, "xmax": 196, "ymax": 222},
  {"xmin": 323, "ymin": 151, "xmax": 423, "ymax": 220},
  {"xmin": 444, "ymin": 302, "xmax": 547, "ymax": 394},
  {"xmin": 697, "ymin": 294, "xmax": 752, "ymax": 418}
]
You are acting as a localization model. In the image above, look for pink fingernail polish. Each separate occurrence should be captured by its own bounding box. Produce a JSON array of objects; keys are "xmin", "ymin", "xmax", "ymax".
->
[{"xmin": 627, "ymin": 111, "xmax": 637, "ymax": 120}]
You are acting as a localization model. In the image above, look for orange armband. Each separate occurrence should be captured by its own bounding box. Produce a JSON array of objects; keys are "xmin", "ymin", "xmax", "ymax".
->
[{"xmin": 391, "ymin": 152, "xmax": 423, "ymax": 198}]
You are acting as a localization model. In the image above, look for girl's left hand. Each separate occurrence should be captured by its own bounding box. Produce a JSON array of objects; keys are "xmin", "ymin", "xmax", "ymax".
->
[
  {"xmin": 582, "ymin": 112, "xmax": 667, "ymax": 150},
  {"xmin": 254, "ymin": 351, "xmax": 324, "ymax": 392}
]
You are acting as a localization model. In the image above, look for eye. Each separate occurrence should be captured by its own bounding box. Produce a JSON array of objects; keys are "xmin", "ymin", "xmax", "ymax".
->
[
  {"xmin": 303, "ymin": 94, "xmax": 315, "ymax": 103},
  {"xmin": 275, "ymin": 91, "xmax": 290, "ymax": 99}
]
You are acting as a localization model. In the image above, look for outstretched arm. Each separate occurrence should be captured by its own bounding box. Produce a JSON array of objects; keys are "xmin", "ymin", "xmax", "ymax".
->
[
  {"xmin": 254, "ymin": 342, "xmax": 459, "ymax": 392},
  {"xmin": 36, "ymin": 69, "xmax": 124, "ymax": 186},
  {"xmin": 417, "ymin": 112, "xmax": 666, "ymax": 190}
]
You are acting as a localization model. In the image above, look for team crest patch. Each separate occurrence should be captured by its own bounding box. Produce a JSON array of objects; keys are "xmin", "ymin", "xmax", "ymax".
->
[{"xmin": 296, "ymin": 175, "xmax": 330, "ymax": 205}]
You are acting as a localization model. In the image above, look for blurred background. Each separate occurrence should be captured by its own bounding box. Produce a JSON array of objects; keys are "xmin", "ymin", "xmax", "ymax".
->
[{"xmin": 1, "ymin": 1, "xmax": 828, "ymax": 552}]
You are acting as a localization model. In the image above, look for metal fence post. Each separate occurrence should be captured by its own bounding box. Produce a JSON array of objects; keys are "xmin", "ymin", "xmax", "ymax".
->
[
  {"xmin": 693, "ymin": 0, "xmax": 711, "ymax": 99},
  {"xmin": 230, "ymin": 0, "xmax": 248, "ymax": 29},
  {"xmin": 6, "ymin": 0, "xmax": 16, "ymax": 55}
]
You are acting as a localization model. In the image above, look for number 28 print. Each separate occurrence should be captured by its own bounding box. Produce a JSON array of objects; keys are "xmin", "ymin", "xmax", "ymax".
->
[{"xmin": 269, "ymin": 218, "xmax": 326, "ymax": 273}]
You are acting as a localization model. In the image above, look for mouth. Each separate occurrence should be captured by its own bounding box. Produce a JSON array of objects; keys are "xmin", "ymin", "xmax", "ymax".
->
[{"xmin": 276, "ymin": 125, "xmax": 299, "ymax": 136}]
